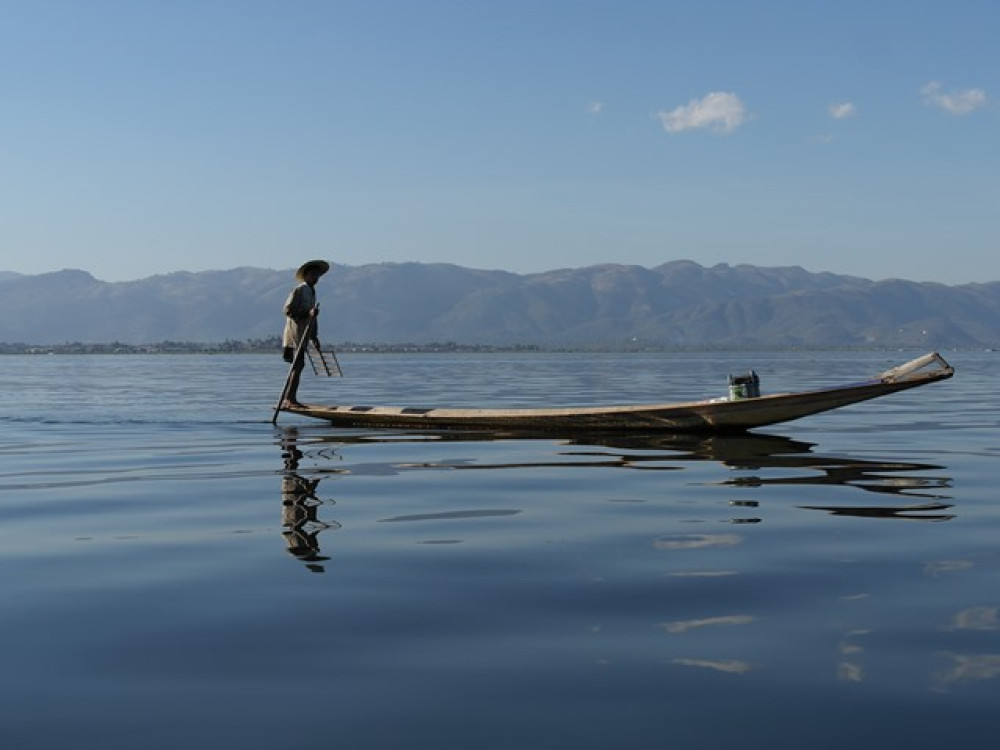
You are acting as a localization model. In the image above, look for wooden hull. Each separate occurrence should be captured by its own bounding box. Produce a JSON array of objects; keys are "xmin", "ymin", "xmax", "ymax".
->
[{"xmin": 284, "ymin": 352, "xmax": 954, "ymax": 433}]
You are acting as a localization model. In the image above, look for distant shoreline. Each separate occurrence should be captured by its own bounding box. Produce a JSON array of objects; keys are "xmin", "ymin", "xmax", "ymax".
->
[{"xmin": 0, "ymin": 341, "xmax": 958, "ymax": 355}]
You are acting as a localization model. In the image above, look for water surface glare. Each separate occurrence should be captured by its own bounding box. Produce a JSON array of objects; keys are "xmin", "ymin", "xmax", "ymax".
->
[{"xmin": 1, "ymin": 351, "xmax": 998, "ymax": 749}]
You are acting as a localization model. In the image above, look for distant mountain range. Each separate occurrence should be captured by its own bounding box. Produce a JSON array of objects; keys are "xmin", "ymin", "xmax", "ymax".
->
[{"xmin": 2, "ymin": 261, "xmax": 999, "ymax": 348}]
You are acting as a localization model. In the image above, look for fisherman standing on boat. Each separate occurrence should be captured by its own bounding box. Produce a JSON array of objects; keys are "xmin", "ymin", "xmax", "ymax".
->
[{"xmin": 281, "ymin": 259, "xmax": 330, "ymax": 408}]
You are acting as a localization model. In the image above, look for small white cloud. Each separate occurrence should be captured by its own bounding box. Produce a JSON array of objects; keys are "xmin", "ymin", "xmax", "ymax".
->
[
  {"xmin": 587, "ymin": 101, "xmax": 604, "ymax": 115},
  {"xmin": 656, "ymin": 91, "xmax": 746, "ymax": 134},
  {"xmin": 921, "ymin": 81, "xmax": 988, "ymax": 115},
  {"xmin": 829, "ymin": 102, "xmax": 857, "ymax": 119}
]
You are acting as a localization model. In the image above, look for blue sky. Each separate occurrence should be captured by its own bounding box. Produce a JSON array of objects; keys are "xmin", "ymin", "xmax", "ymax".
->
[{"xmin": 1, "ymin": 0, "xmax": 996, "ymax": 283}]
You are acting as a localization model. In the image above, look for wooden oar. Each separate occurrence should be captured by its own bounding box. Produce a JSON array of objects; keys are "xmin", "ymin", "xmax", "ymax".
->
[{"xmin": 271, "ymin": 314, "xmax": 317, "ymax": 425}]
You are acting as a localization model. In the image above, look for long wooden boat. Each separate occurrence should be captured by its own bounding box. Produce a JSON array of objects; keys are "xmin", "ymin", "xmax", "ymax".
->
[{"xmin": 282, "ymin": 352, "xmax": 954, "ymax": 433}]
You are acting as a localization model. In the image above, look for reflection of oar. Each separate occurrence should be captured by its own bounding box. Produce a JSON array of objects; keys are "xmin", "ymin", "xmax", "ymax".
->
[{"xmin": 272, "ymin": 314, "xmax": 316, "ymax": 425}]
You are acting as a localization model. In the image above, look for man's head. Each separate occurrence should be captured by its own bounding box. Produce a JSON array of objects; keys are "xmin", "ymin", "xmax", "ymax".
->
[{"xmin": 295, "ymin": 260, "xmax": 330, "ymax": 283}]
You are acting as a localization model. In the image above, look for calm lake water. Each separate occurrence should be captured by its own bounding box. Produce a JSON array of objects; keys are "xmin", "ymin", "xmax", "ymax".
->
[{"xmin": 1, "ymin": 350, "xmax": 997, "ymax": 749}]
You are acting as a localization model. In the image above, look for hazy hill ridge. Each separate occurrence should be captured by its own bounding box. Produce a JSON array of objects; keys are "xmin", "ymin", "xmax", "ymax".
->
[{"xmin": 2, "ymin": 261, "xmax": 998, "ymax": 348}]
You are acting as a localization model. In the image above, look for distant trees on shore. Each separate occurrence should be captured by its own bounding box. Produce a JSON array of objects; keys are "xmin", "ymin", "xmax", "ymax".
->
[{"xmin": 0, "ymin": 338, "xmax": 545, "ymax": 355}]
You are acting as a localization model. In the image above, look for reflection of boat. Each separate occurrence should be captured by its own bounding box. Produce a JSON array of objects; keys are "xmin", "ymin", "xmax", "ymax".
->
[
  {"xmin": 287, "ymin": 428, "xmax": 952, "ymax": 505},
  {"xmin": 283, "ymin": 352, "xmax": 953, "ymax": 433},
  {"xmin": 798, "ymin": 502, "xmax": 955, "ymax": 521},
  {"xmin": 566, "ymin": 432, "xmax": 954, "ymax": 511}
]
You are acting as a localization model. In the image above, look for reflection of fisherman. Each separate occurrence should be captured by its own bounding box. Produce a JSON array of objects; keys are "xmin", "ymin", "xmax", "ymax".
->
[{"xmin": 281, "ymin": 433, "xmax": 339, "ymax": 572}]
